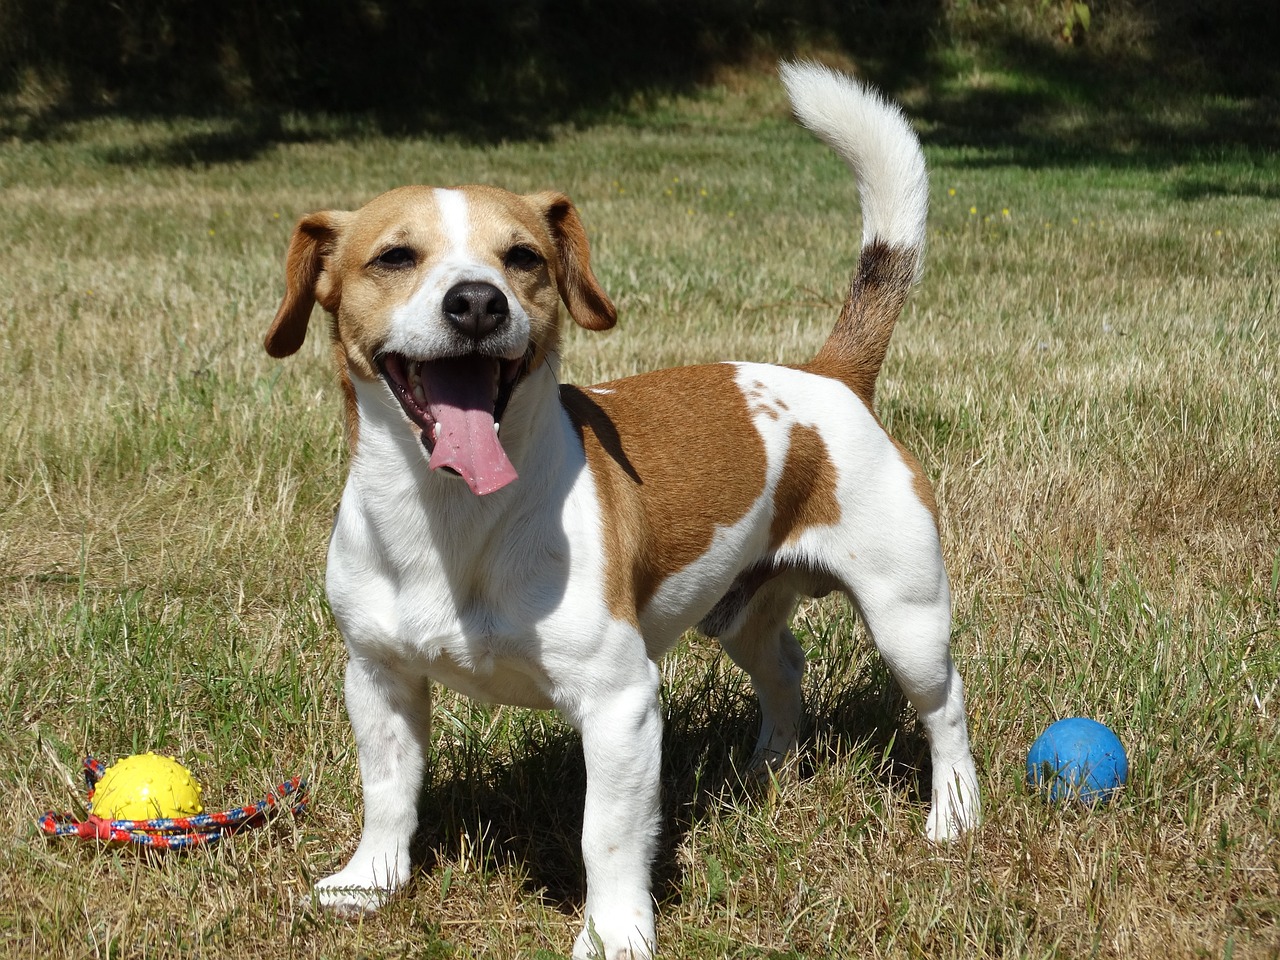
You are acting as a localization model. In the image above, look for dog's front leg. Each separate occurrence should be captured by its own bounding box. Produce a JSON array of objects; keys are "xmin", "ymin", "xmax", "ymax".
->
[
  {"xmin": 569, "ymin": 658, "xmax": 662, "ymax": 960},
  {"xmin": 315, "ymin": 653, "xmax": 430, "ymax": 915}
]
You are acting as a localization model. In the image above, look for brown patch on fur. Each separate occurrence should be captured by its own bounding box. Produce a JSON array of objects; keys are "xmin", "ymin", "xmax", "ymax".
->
[
  {"xmin": 332, "ymin": 341, "xmax": 360, "ymax": 451},
  {"xmin": 264, "ymin": 211, "xmax": 348, "ymax": 359},
  {"xmin": 769, "ymin": 424, "xmax": 842, "ymax": 549},
  {"xmin": 694, "ymin": 423, "xmax": 841, "ymax": 639},
  {"xmin": 891, "ymin": 438, "xmax": 939, "ymax": 526},
  {"xmin": 527, "ymin": 191, "xmax": 617, "ymax": 333},
  {"xmin": 805, "ymin": 240, "xmax": 918, "ymax": 406},
  {"xmin": 561, "ymin": 365, "xmax": 767, "ymax": 623}
]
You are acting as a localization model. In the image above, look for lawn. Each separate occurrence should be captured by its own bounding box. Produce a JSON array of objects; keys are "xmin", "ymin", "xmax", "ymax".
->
[{"xmin": 1, "ymin": 63, "xmax": 1277, "ymax": 958}]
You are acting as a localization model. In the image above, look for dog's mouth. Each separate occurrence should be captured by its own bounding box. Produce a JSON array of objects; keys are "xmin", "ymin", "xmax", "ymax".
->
[{"xmin": 377, "ymin": 352, "xmax": 526, "ymax": 495}]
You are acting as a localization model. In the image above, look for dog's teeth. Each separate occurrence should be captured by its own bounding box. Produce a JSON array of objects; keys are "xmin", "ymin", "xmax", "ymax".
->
[
  {"xmin": 412, "ymin": 384, "xmax": 427, "ymax": 406},
  {"xmin": 433, "ymin": 423, "xmax": 442, "ymax": 441},
  {"xmin": 493, "ymin": 422, "xmax": 501, "ymax": 436}
]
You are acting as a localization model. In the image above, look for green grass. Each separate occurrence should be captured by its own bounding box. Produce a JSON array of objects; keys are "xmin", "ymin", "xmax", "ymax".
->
[{"xmin": 2, "ymin": 64, "xmax": 1278, "ymax": 959}]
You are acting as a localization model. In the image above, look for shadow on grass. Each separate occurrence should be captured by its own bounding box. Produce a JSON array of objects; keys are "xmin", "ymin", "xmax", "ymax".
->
[
  {"xmin": 1166, "ymin": 177, "xmax": 1280, "ymax": 202},
  {"xmin": 0, "ymin": 0, "xmax": 942, "ymax": 154},
  {"xmin": 409, "ymin": 643, "xmax": 927, "ymax": 912},
  {"xmin": 5, "ymin": 1, "xmax": 1276, "ymax": 169},
  {"xmin": 914, "ymin": 15, "xmax": 1280, "ymax": 170}
]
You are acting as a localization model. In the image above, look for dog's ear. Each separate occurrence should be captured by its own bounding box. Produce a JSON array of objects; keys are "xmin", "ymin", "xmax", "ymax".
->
[
  {"xmin": 530, "ymin": 192, "xmax": 617, "ymax": 332},
  {"xmin": 264, "ymin": 211, "xmax": 349, "ymax": 358}
]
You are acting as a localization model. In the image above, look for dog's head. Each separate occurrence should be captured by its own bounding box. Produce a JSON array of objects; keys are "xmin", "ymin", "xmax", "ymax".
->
[{"xmin": 265, "ymin": 185, "xmax": 616, "ymax": 494}]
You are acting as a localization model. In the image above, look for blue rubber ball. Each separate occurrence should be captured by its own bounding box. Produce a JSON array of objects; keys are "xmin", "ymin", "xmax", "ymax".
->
[{"xmin": 1027, "ymin": 717, "xmax": 1128, "ymax": 804}]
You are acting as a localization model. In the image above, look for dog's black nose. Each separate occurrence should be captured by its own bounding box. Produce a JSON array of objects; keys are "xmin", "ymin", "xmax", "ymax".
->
[{"xmin": 442, "ymin": 281, "xmax": 509, "ymax": 341}]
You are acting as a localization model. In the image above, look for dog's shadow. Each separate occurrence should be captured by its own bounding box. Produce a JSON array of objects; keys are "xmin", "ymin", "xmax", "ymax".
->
[{"xmin": 412, "ymin": 635, "xmax": 930, "ymax": 911}]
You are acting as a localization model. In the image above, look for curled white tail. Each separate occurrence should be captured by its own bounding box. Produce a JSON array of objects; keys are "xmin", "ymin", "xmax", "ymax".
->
[
  {"xmin": 781, "ymin": 61, "xmax": 930, "ymax": 405},
  {"xmin": 779, "ymin": 60, "xmax": 928, "ymax": 279}
]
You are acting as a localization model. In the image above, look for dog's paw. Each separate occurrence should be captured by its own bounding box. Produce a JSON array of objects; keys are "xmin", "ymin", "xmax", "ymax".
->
[
  {"xmin": 309, "ymin": 870, "xmax": 397, "ymax": 917},
  {"xmin": 747, "ymin": 746, "xmax": 791, "ymax": 778},
  {"xmin": 572, "ymin": 911, "xmax": 655, "ymax": 960},
  {"xmin": 925, "ymin": 770, "xmax": 981, "ymax": 842}
]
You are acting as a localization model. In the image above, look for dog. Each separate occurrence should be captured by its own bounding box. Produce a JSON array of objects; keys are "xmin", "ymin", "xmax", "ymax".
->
[{"xmin": 264, "ymin": 61, "xmax": 980, "ymax": 959}]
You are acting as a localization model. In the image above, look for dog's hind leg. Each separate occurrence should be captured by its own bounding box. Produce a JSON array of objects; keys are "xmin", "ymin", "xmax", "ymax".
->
[
  {"xmin": 832, "ymin": 524, "xmax": 981, "ymax": 841},
  {"xmin": 709, "ymin": 580, "xmax": 806, "ymax": 779}
]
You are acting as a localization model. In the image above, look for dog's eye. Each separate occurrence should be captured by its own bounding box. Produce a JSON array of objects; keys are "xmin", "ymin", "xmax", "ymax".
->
[
  {"xmin": 373, "ymin": 246, "xmax": 416, "ymax": 269},
  {"xmin": 504, "ymin": 245, "xmax": 542, "ymax": 271}
]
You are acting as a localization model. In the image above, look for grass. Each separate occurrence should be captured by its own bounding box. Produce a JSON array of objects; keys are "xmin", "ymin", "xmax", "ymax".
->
[{"xmin": 2, "ymin": 63, "xmax": 1278, "ymax": 959}]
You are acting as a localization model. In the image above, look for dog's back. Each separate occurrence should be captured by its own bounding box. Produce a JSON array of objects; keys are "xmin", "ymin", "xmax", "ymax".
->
[{"xmin": 560, "ymin": 62, "xmax": 941, "ymax": 644}]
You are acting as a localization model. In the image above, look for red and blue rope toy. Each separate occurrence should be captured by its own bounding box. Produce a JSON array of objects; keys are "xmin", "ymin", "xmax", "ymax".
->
[{"xmin": 38, "ymin": 756, "xmax": 308, "ymax": 849}]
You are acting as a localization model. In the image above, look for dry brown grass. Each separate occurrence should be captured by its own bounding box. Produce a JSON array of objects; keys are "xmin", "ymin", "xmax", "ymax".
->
[{"xmin": 1, "ymin": 70, "xmax": 1277, "ymax": 959}]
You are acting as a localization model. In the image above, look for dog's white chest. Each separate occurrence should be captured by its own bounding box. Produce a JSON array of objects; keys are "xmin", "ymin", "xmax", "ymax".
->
[
  {"xmin": 327, "ymin": 519, "xmax": 568, "ymax": 706},
  {"xmin": 323, "ymin": 396, "xmax": 610, "ymax": 709},
  {"xmin": 326, "ymin": 498, "xmax": 570, "ymax": 707}
]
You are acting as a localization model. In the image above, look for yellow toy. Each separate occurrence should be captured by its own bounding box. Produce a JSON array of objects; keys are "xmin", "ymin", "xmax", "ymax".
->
[
  {"xmin": 38, "ymin": 754, "xmax": 307, "ymax": 848},
  {"xmin": 90, "ymin": 753, "xmax": 204, "ymax": 820}
]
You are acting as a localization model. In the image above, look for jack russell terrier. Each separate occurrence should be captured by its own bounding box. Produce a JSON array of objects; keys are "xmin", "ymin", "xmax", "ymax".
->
[{"xmin": 265, "ymin": 61, "xmax": 980, "ymax": 959}]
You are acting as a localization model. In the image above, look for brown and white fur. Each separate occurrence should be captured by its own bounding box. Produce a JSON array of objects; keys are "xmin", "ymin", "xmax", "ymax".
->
[{"xmin": 265, "ymin": 62, "xmax": 980, "ymax": 959}]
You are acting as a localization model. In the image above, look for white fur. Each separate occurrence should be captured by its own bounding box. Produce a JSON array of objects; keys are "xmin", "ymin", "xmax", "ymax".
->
[
  {"xmin": 435, "ymin": 188, "xmax": 471, "ymax": 252},
  {"xmin": 301, "ymin": 66, "xmax": 979, "ymax": 960},
  {"xmin": 779, "ymin": 60, "xmax": 929, "ymax": 277}
]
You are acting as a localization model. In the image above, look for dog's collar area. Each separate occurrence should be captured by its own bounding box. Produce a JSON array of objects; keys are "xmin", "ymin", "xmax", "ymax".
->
[{"xmin": 375, "ymin": 351, "xmax": 527, "ymax": 495}]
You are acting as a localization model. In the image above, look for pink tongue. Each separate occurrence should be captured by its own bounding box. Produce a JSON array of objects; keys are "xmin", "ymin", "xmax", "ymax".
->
[{"xmin": 421, "ymin": 357, "xmax": 518, "ymax": 495}]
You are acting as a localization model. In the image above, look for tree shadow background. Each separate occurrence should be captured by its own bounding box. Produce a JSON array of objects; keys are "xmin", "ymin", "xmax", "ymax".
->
[
  {"xmin": 2, "ymin": 0, "xmax": 1277, "ymax": 160},
  {"xmin": 1, "ymin": 0, "xmax": 943, "ymax": 144},
  {"xmin": 913, "ymin": 5, "xmax": 1280, "ymax": 165},
  {"xmin": 410, "ymin": 639, "xmax": 927, "ymax": 912}
]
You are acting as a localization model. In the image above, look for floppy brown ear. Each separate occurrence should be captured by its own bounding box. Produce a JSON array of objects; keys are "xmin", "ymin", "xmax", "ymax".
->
[
  {"xmin": 264, "ymin": 211, "xmax": 347, "ymax": 358},
  {"xmin": 531, "ymin": 192, "xmax": 617, "ymax": 332}
]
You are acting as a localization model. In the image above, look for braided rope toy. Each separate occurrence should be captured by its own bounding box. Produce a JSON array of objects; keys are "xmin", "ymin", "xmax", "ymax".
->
[{"xmin": 38, "ymin": 755, "xmax": 308, "ymax": 849}]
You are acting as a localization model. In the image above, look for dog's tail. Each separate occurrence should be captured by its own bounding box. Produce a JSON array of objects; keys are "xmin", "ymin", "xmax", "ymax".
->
[{"xmin": 780, "ymin": 61, "xmax": 927, "ymax": 407}]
